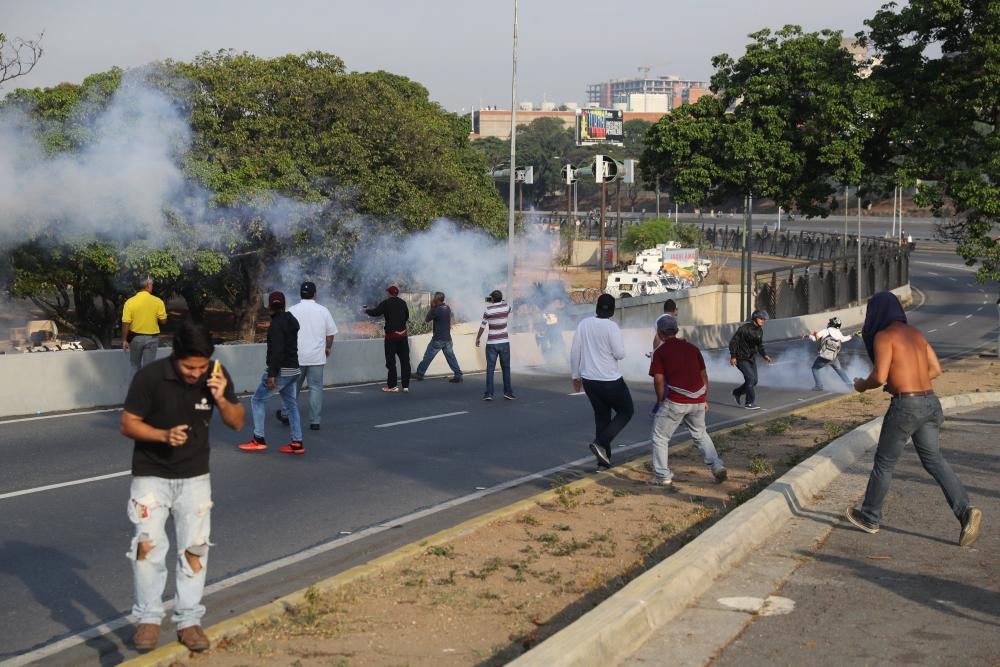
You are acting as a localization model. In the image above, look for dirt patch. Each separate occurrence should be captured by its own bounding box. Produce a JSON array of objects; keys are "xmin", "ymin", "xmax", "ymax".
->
[{"xmin": 173, "ymin": 357, "xmax": 1000, "ymax": 667}]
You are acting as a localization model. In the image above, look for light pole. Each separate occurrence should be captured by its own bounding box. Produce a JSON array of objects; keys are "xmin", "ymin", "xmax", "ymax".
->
[
  {"xmin": 857, "ymin": 190, "xmax": 862, "ymax": 301},
  {"xmin": 506, "ymin": 0, "xmax": 519, "ymax": 299}
]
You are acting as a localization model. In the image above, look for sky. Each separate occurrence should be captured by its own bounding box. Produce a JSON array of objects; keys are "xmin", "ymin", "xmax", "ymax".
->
[{"xmin": 3, "ymin": 0, "xmax": 897, "ymax": 112}]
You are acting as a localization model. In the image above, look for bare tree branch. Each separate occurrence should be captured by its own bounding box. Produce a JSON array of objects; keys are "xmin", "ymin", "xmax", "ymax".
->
[{"xmin": 0, "ymin": 30, "xmax": 44, "ymax": 87}]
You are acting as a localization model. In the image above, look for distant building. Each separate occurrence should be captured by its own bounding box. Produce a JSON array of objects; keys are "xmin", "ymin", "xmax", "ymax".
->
[
  {"xmin": 587, "ymin": 75, "xmax": 710, "ymax": 109},
  {"xmin": 470, "ymin": 109, "xmax": 668, "ymax": 140}
]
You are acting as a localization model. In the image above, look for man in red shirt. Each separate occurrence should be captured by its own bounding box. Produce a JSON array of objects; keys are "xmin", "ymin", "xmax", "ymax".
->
[{"xmin": 648, "ymin": 315, "xmax": 727, "ymax": 488}]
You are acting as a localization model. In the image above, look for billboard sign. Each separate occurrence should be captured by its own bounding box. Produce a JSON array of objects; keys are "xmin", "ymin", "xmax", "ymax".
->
[{"xmin": 576, "ymin": 108, "xmax": 624, "ymax": 146}]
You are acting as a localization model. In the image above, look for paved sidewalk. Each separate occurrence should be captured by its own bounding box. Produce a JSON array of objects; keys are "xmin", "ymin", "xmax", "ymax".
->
[{"xmin": 626, "ymin": 405, "xmax": 999, "ymax": 667}]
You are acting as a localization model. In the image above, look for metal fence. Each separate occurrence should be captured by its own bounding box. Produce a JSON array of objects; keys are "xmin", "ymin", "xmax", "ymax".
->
[{"xmin": 752, "ymin": 242, "xmax": 910, "ymax": 319}]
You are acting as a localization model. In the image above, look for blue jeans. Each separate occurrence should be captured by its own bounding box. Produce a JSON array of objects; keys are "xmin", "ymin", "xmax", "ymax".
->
[
  {"xmin": 859, "ymin": 394, "xmax": 971, "ymax": 524},
  {"xmin": 734, "ymin": 359, "xmax": 758, "ymax": 404},
  {"xmin": 251, "ymin": 373, "xmax": 302, "ymax": 442},
  {"xmin": 811, "ymin": 356, "xmax": 851, "ymax": 389},
  {"xmin": 652, "ymin": 400, "xmax": 724, "ymax": 481},
  {"xmin": 484, "ymin": 342, "xmax": 512, "ymax": 396},
  {"xmin": 127, "ymin": 474, "xmax": 212, "ymax": 629},
  {"xmin": 279, "ymin": 365, "xmax": 325, "ymax": 426},
  {"xmin": 415, "ymin": 339, "xmax": 463, "ymax": 378}
]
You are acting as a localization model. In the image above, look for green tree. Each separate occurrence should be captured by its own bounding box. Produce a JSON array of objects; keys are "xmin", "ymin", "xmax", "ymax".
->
[
  {"xmin": 862, "ymin": 1, "xmax": 1000, "ymax": 282},
  {"xmin": 642, "ymin": 27, "xmax": 878, "ymax": 216},
  {"xmin": 621, "ymin": 218, "xmax": 700, "ymax": 252}
]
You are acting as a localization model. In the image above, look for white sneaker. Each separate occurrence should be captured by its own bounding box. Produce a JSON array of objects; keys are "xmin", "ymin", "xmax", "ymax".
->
[{"xmin": 745, "ymin": 403, "xmax": 762, "ymax": 410}]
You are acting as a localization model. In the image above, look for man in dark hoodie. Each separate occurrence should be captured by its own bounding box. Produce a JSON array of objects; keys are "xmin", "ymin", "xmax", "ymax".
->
[
  {"xmin": 238, "ymin": 291, "xmax": 304, "ymax": 454},
  {"xmin": 364, "ymin": 284, "xmax": 411, "ymax": 393},
  {"xmin": 728, "ymin": 310, "xmax": 773, "ymax": 410},
  {"xmin": 846, "ymin": 291, "xmax": 981, "ymax": 546}
]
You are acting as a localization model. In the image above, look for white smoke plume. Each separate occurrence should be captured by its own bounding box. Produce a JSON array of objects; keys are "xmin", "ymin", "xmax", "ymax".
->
[{"xmin": 0, "ymin": 72, "xmax": 193, "ymax": 245}]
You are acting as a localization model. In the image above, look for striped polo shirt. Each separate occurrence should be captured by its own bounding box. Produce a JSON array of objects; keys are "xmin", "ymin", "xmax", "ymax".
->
[{"xmin": 480, "ymin": 302, "xmax": 511, "ymax": 344}]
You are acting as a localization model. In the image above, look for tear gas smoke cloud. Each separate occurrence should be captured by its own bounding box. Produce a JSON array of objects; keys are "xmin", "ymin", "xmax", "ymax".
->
[{"xmin": 0, "ymin": 72, "xmax": 193, "ymax": 246}]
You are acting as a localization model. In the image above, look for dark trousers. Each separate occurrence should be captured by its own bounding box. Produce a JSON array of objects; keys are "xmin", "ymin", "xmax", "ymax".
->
[
  {"xmin": 384, "ymin": 337, "xmax": 411, "ymax": 389},
  {"xmin": 582, "ymin": 377, "xmax": 635, "ymax": 457},
  {"xmin": 734, "ymin": 359, "xmax": 758, "ymax": 405}
]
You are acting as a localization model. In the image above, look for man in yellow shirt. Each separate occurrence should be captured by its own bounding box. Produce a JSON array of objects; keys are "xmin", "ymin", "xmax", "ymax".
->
[{"xmin": 123, "ymin": 277, "xmax": 167, "ymax": 373}]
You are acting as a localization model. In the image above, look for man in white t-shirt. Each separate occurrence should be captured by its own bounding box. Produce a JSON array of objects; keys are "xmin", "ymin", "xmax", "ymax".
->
[
  {"xmin": 279, "ymin": 282, "xmax": 338, "ymax": 431},
  {"xmin": 571, "ymin": 294, "xmax": 634, "ymax": 469}
]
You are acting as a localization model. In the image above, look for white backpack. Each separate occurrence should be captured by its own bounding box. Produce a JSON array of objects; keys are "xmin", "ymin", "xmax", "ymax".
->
[{"xmin": 818, "ymin": 334, "xmax": 841, "ymax": 361}]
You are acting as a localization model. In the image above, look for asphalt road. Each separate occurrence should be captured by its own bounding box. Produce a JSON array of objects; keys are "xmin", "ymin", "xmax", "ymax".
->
[{"xmin": 0, "ymin": 249, "xmax": 995, "ymax": 665}]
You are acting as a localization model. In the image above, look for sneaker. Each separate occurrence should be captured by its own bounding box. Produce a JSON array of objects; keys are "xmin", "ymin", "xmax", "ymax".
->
[
  {"xmin": 845, "ymin": 507, "xmax": 879, "ymax": 534},
  {"xmin": 309, "ymin": 424, "xmax": 320, "ymax": 431},
  {"xmin": 278, "ymin": 442, "xmax": 305, "ymax": 455},
  {"xmin": 382, "ymin": 386, "xmax": 400, "ymax": 393},
  {"xmin": 402, "ymin": 387, "xmax": 409, "ymax": 393},
  {"xmin": 959, "ymin": 507, "xmax": 982, "ymax": 547},
  {"xmin": 176, "ymin": 625, "xmax": 210, "ymax": 652},
  {"xmin": 414, "ymin": 374, "xmax": 425, "ymax": 381},
  {"xmin": 237, "ymin": 436, "xmax": 267, "ymax": 452},
  {"xmin": 646, "ymin": 476, "xmax": 674, "ymax": 488},
  {"xmin": 732, "ymin": 390, "xmax": 742, "ymax": 406},
  {"xmin": 482, "ymin": 394, "xmax": 493, "ymax": 401},
  {"xmin": 713, "ymin": 467, "xmax": 728, "ymax": 483},
  {"xmin": 132, "ymin": 623, "xmax": 160, "ymax": 651},
  {"xmin": 811, "ymin": 386, "xmax": 824, "ymax": 392},
  {"xmin": 449, "ymin": 376, "xmax": 463, "ymax": 383},
  {"xmin": 275, "ymin": 409, "xmax": 289, "ymax": 425},
  {"xmin": 503, "ymin": 393, "xmax": 516, "ymax": 400},
  {"xmin": 589, "ymin": 442, "xmax": 611, "ymax": 468},
  {"xmin": 744, "ymin": 403, "xmax": 762, "ymax": 410}
]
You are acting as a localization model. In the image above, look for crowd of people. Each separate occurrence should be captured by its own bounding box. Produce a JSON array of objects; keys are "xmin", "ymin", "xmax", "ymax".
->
[{"xmin": 117, "ymin": 281, "xmax": 983, "ymax": 653}]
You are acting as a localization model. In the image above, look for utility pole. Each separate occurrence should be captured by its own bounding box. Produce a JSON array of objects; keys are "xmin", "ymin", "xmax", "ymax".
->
[
  {"xmin": 740, "ymin": 195, "xmax": 747, "ymax": 322},
  {"xmin": 505, "ymin": 0, "xmax": 519, "ymax": 299},
  {"xmin": 599, "ymin": 165, "xmax": 607, "ymax": 293},
  {"xmin": 746, "ymin": 190, "xmax": 754, "ymax": 318},
  {"xmin": 616, "ymin": 179, "xmax": 622, "ymax": 270},
  {"xmin": 857, "ymin": 191, "xmax": 862, "ymax": 301}
]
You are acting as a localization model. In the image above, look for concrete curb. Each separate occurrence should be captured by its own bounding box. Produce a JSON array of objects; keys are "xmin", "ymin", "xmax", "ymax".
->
[{"xmin": 509, "ymin": 391, "xmax": 1000, "ymax": 667}]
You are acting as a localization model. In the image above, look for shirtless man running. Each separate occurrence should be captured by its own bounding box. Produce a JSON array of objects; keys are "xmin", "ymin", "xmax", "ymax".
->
[{"xmin": 846, "ymin": 291, "xmax": 981, "ymax": 546}]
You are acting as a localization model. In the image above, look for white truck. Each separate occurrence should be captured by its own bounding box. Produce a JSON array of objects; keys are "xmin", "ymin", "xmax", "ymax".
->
[{"xmin": 604, "ymin": 243, "xmax": 710, "ymax": 298}]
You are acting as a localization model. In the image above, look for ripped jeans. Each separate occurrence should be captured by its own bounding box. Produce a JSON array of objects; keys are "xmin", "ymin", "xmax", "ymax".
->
[{"xmin": 127, "ymin": 474, "xmax": 212, "ymax": 629}]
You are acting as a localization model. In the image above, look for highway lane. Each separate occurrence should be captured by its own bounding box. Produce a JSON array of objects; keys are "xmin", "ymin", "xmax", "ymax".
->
[{"xmin": 1, "ymin": 251, "xmax": 995, "ymax": 665}]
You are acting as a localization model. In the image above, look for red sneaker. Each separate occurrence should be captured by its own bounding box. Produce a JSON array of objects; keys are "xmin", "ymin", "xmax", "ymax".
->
[
  {"xmin": 278, "ymin": 442, "xmax": 305, "ymax": 455},
  {"xmin": 237, "ymin": 437, "xmax": 267, "ymax": 452}
]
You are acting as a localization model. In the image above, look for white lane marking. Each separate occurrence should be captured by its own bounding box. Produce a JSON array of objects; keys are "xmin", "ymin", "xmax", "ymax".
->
[
  {"xmin": 374, "ymin": 411, "xmax": 468, "ymax": 428},
  {"xmin": 928, "ymin": 329, "xmax": 938, "ymax": 333},
  {"xmin": 928, "ymin": 271, "xmax": 939, "ymax": 276},
  {"xmin": 0, "ymin": 407, "xmax": 120, "ymax": 426},
  {"xmin": 966, "ymin": 315, "xmax": 973, "ymax": 319},
  {"xmin": 0, "ymin": 470, "xmax": 130, "ymax": 501},
  {"xmin": 568, "ymin": 391, "xmax": 586, "ymax": 396},
  {"xmin": 977, "ymin": 307, "xmax": 983, "ymax": 312},
  {"xmin": 948, "ymin": 322, "xmax": 958, "ymax": 327},
  {"xmin": 912, "ymin": 260, "xmax": 977, "ymax": 273},
  {"xmin": 4, "ymin": 393, "xmax": 810, "ymax": 663},
  {"xmin": 948, "ymin": 277, "xmax": 957, "ymax": 282}
]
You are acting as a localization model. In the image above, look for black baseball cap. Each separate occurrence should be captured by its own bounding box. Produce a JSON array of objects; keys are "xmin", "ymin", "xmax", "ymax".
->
[
  {"xmin": 300, "ymin": 281, "xmax": 317, "ymax": 298},
  {"xmin": 596, "ymin": 293, "xmax": 616, "ymax": 318}
]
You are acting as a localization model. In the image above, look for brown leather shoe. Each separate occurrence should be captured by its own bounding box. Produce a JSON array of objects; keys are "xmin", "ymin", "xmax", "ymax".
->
[
  {"xmin": 132, "ymin": 623, "xmax": 160, "ymax": 651},
  {"xmin": 177, "ymin": 625, "xmax": 210, "ymax": 652}
]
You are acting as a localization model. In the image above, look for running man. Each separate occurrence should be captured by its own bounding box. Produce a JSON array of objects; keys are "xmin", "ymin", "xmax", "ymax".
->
[
  {"xmin": 728, "ymin": 310, "xmax": 773, "ymax": 410},
  {"xmin": 846, "ymin": 291, "xmax": 981, "ymax": 546},
  {"xmin": 807, "ymin": 316, "xmax": 853, "ymax": 391}
]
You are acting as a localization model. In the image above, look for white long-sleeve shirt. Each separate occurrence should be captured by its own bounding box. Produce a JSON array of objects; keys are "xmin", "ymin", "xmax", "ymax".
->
[
  {"xmin": 809, "ymin": 327, "xmax": 853, "ymax": 343},
  {"xmin": 571, "ymin": 316, "xmax": 626, "ymax": 381}
]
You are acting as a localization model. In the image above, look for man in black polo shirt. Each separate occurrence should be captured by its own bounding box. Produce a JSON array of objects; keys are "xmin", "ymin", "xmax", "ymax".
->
[{"xmin": 120, "ymin": 320, "xmax": 244, "ymax": 653}]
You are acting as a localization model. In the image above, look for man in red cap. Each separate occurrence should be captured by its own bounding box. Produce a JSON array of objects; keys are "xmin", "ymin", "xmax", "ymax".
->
[
  {"xmin": 237, "ymin": 291, "xmax": 305, "ymax": 454},
  {"xmin": 363, "ymin": 284, "xmax": 411, "ymax": 393}
]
